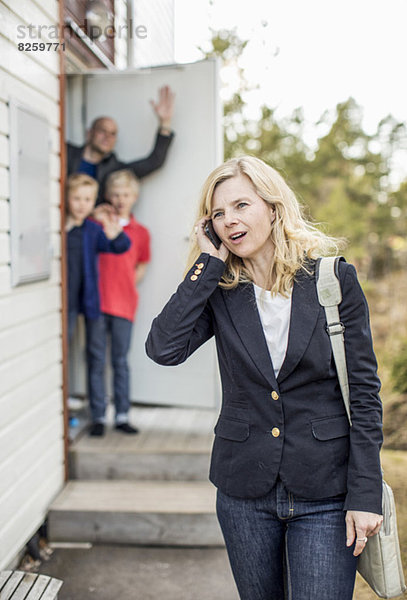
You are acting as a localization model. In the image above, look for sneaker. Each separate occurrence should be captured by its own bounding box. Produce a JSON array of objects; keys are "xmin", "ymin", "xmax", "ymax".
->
[
  {"xmin": 68, "ymin": 397, "xmax": 85, "ymax": 411},
  {"xmin": 115, "ymin": 423, "xmax": 139, "ymax": 434},
  {"xmin": 89, "ymin": 423, "xmax": 105, "ymax": 436}
]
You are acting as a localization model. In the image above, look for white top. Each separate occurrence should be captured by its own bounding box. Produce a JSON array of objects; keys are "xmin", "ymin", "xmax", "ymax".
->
[{"xmin": 253, "ymin": 283, "xmax": 292, "ymax": 377}]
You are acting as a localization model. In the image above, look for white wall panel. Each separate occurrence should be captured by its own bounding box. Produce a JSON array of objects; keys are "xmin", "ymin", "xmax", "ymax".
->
[
  {"xmin": 1, "ymin": 0, "xmax": 59, "ymax": 22},
  {"xmin": 0, "ymin": 394, "xmax": 62, "ymax": 489},
  {"xmin": 0, "ymin": 338, "xmax": 61, "ymax": 398},
  {"xmin": 0, "ymin": 364, "xmax": 62, "ymax": 429},
  {"xmin": 0, "ymin": 260, "xmax": 60, "ymax": 295},
  {"xmin": 50, "ymin": 204, "xmax": 61, "ymax": 231},
  {"xmin": 50, "ymin": 151, "xmax": 61, "ymax": 180},
  {"xmin": 0, "ymin": 437, "xmax": 64, "ymax": 533},
  {"xmin": 0, "ymin": 2, "xmax": 60, "ymax": 75},
  {"xmin": 0, "ymin": 232, "xmax": 10, "ymax": 264},
  {"xmin": 0, "ymin": 466, "xmax": 63, "ymax": 570},
  {"xmin": 0, "ymin": 100, "xmax": 9, "ymax": 135},
  {"xmin": 0, "ymin": 0, "xmax": 64, "ymax": 571},
  {"xmin": 0, "ymin": 134, "xmax": 9, "ymax": 167},
  {"xmin": 51, "ymin": 232, "xmax": 61, "ymax": 258},
  {"xmin": 0, "ymin": 265, "xmax": 10, "ymax": 295},
  {"xmin": 0, "ymin": 285, "xmax": 60, "ymax": 329},
  {"xmin": 50, "ymin": 178, "xmax": 61, "ymax": 207},
  {"xmin": 133, "ymin": 0, "xmax": 174, "ymax": 67},
  {"xmin": 114, "ymin": 0, "xmax": 129, "ymax": 69},
  {"xmin": 0, "ymin": 70, "xmax": 59, "ymax": 128},
  {"xmin": 0, "ymin": 37, "xmax": 59, "ymax": 100},
  {"xmin": 0, "ymin": 200, "xmax": 9, "ymax": 230},
  {"xmin": 49, "ymin": 126, "xmax": 60, "ymax": 156},
  {"xmin": 0, "ymin": 312, "xmax": 60, "ymax": 363},
  {"xmin": 31, "ymin": 0, "xmax": 59, "ymax": 21},
  {"xmin": 0, "ymin": 166, "xmax": 10, "ymax": 199},
  {"xmin": 0, "ymin": 414, "xmax": 63, "ymax": 495}
]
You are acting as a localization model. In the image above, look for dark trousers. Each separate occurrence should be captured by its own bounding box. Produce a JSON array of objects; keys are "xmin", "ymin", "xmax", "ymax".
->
[{"xmin": 69, "ymin": 311, "xmax": 133, "ymax": 423}]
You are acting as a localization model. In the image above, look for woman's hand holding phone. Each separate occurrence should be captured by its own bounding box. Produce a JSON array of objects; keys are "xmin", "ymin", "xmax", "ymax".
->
[{"xmin": 195, "ymin": 217, "xmax": 229, "ymax": 262}]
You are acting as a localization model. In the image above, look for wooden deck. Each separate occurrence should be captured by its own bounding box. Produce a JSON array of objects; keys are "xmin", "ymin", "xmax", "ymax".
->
[
  {"xmin": 69, "ymin": 405, "xmax": 218, "ymax": 481},
  {"xmin": 72, "ymin": 405, "xmax": 218, "ymax": 454}
]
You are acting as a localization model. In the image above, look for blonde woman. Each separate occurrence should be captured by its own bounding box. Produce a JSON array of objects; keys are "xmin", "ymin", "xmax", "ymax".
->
[{"xmin": 146, "ymin": 156, "xmax": 383, "ymax": 599}]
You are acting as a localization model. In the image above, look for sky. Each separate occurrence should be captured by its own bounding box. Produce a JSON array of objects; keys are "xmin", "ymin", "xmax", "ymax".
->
[{"xmin": 173, "ymin": 0, "xmax": 407, "ymax": 170}]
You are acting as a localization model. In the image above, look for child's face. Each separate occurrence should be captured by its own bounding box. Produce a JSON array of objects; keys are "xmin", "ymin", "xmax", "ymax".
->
[
  {"xmin": 68, "ymin": 185, "xmax": 96, "ymax": 224},
  {"xmin": 107, "ymin": 185, "xmax": 138, "ymax": 219}
]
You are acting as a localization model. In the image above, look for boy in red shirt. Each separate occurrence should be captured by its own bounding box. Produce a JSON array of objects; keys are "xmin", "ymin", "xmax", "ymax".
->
[{"xmin": 95, "ymin": 170, "xmax": 151, "ymax": 434}]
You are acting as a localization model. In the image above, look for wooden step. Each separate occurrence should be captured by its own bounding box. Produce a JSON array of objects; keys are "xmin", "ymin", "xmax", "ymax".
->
[
  {"xmin": 48, "ymin": 481, "xmax": 224, "ymax": 547},
  {"xmin": 69, "ymin": 406, "xmax": 216, "ymax": 481},
  {"xmin": 0, "ymin": 570, "xmax": 63, "ymax": 599},
  {"xmin": 70, "ymin": 447, "xmax": 211, "ymax": 481}
]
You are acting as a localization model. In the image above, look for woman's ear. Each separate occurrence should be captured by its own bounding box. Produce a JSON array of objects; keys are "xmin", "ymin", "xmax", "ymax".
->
[{"xmin": 270, "ymin": 206, "xmax": 276, "ymax": 224}]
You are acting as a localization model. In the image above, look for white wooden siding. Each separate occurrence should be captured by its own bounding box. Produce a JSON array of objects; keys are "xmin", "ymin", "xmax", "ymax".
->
[
  {"xmin": 0, "ymin": 200, "xmax": 9, "ymax": 231},
  {"xmin": 0, "ymin": 71, "xmax": 60, "ymax": 128},
  {"xmin": 115, "ymin": 0, "xmax": 129, "ymax": 69},
  {"xmin": 0, "ymin": 1, "xmax": 60, "ymax": 75},
  {"xmin": 0, "ymin": 0, "xmax": 64, "ymax": 571},
  {"xmin": 0, "ymin": 135, "xmax": 9, "ymax": 167},
  {"xmin": 132, "ymin": 0, "xmax": 174, "ymax": 67},
  {"xmin": 0, "ymin": 233, "xmax": 10, "ymax": 262},
  {"xmin": 0, "ymin": 286, "xmax": 60, "ymax": 329},
  {"xmin": 0, "ymin": 401, "xmax": 63, "ymax": 501},
  {"xmin": 0, "ymin": 364, "xmax": 62, "ymax": 429},
  {"xmin": 0, "ymin": 166, "xmax": 10, "ymax": 199},
  {"xmin": 0, "ymin": 100, "xmax": 9, "ymax": 135}
]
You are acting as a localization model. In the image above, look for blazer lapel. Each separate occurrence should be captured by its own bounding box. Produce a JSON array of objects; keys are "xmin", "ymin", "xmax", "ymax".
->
[
  {"xmin": 222, "ymin": 283, "xmax": 278, "ymax": 390},
  {"xmin": 277, "ymin": 268, "xmax": 320, "ymax": 384}
]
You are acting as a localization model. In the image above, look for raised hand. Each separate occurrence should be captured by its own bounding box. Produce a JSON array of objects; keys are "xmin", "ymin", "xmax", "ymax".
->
[{"xmin": 150, "ymin": 85, "xmax": 175, "ymax": 129}]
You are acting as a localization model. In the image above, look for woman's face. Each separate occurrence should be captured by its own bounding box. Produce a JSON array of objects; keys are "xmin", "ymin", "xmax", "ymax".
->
[{"xmin": 211, "ymin": 174, "xmax": 275, "ymax": 261}]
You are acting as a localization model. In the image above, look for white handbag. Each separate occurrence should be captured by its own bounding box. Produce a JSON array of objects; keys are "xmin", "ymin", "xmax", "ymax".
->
[{"xmin": 316, "ymin": 257, "xmax": 406, "ymax": 599}]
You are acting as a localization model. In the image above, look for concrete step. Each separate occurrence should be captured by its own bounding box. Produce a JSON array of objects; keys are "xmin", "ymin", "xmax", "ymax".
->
[
  {"xmin": 48, "ymin": 480, "xmax": 224, "ymax": 547},
  {"xmin": 69, "ymin": 443, "xmax": 211, "ymax": 481}
]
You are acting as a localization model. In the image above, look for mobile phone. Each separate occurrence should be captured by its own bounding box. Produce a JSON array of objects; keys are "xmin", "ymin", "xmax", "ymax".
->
[{"xmin": 204, "ymin": 219, "xmax": 222, "ymax": 249}]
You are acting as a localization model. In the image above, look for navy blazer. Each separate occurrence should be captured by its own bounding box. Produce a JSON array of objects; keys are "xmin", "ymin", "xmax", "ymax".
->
[{"xmin": 146, "ymin": 253, "xmax": 383, "ymax": 514}]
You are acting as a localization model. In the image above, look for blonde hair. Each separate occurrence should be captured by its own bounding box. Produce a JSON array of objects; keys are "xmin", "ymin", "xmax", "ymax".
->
[
  {"xmin": 66, "ymin": 173, "xmax": 99, "ymax": 197},
  {"xmin": 186, "ymin": 156, "xmax": 344, "ymax": 295},
  {"xmin": 105, "ymin": 169, "xmax": 140, "ymax": 196}
]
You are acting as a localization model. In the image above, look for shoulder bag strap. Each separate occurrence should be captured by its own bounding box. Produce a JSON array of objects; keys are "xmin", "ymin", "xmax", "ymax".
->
[{"xmin": 316, "ymin": 256, "xmax": 352, "ymax": 426}]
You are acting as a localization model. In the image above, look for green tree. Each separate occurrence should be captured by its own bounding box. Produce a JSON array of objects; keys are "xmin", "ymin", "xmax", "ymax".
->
[
  {"xmin": 199, "ymin": 28, "xmax": 250, "ymax": 158},
  {"xmin": 201, "ymin": 29, "xmax": 407, "ymax": 277}
]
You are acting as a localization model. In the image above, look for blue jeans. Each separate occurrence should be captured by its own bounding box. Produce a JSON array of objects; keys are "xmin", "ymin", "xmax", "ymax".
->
[
  {"xmin": 216, "ymin": 480, "xmax": 357, "ymax": 600},
  {"xmin": 85, "ymin": 314, "xmax": 133, "ymax": 424},
  {"xmin": 68, "ymin": 311, "xmax": 78, "ymax": 342}
]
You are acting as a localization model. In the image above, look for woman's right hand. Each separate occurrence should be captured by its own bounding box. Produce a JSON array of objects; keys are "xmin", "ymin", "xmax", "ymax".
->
[
  {"xmin": 346, "ymin": 510, "xmax": 383, "ymax": 557},
  {"xmin": 195, "ymin": 217, "xmax": 229, "ymax": 263}
]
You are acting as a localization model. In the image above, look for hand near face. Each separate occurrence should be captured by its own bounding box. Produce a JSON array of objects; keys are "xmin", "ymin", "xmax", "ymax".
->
[
  {"xmin": 150, "ymin": 85, "xmax": 175, "ymax": 129},
  {"xmin": 94, "ymin": 204, "xmax": 122, "ymax": 239},
  {"xmin": 195, "ymin": 217, "xmax": 229, "ymax": 263},
  {"xmin": 93, "ymin": 203, "xmax": 116, "ymax": 226}
]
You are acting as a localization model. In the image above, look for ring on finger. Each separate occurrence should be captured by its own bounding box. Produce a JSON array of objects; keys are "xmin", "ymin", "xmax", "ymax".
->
[{"xmin": 356, "ymin": 537, "xmax": 368, "ymax": 543}]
